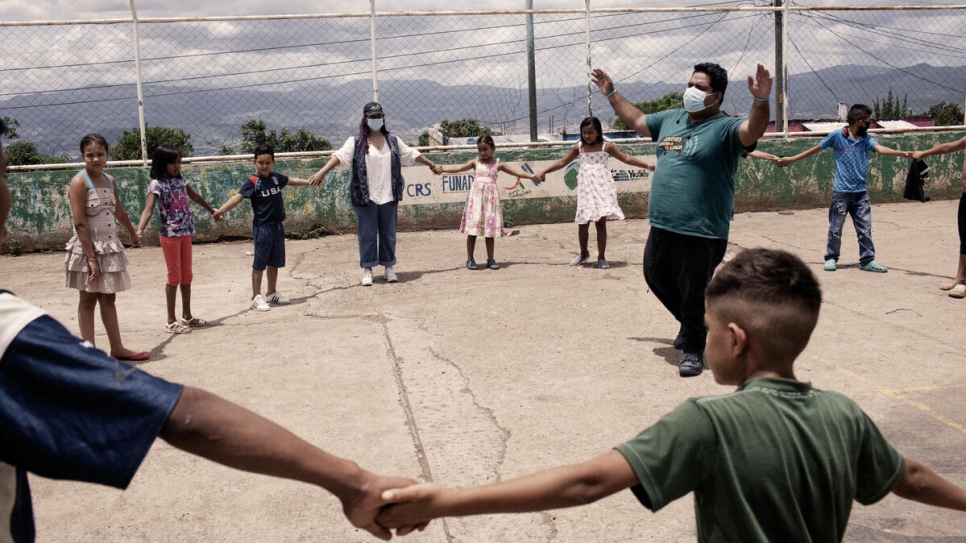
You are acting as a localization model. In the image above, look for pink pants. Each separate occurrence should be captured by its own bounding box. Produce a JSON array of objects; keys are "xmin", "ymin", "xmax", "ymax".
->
[{"xmin": 160, "ymin": 235, "xmax": 193, "ymax": 286}]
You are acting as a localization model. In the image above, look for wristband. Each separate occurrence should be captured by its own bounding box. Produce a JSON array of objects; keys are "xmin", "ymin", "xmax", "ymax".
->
[
  {"xmin": 606, "ymin": 89, "xmax": 618, "ymax": 98},
  {"xmin": 753, "ymin": 96, "xmax": 770, "ymax": 102}
]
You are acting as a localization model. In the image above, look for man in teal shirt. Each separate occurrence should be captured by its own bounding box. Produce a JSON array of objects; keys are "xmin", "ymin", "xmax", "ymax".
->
[{"xmin": 591, "ymin": 63, "xmax": 772, "ymax": 377}]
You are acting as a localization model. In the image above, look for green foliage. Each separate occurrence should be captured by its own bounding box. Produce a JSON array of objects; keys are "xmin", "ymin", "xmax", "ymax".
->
[
  {"xmin": 613, "ymin": 92, "xmax": 683, "ymax": 130},
  {"xmin": 1, "ymin": 117, "xmax": 20, "ymax": 140},
  {"xmin": 239, "ymin": 119, "xmax": 331, "ymax": 154},
  {"xmin": 4, "ymin": 139, "xmax": 70, "ymax": 166},
  {"xmin": 926, "ymin": 102, "xmax": 964, "ymax": 126},
  {"xmin": 217, "ymin": 145, "xmax": 235, "ymax": 155},
  {"xmin": 112, "ymin": 126, "xmax": 194, "ymax": 161},
  {"xmin": 873, "ymin": 88, "xmax": 908, "ymax": 119},
  {"xmin": 418, "ymin": 131, "xmax": 430, "ymax": 147},
  {"xmin": 439, "ymin": 119, "xmax": 491, "ymax": 139}
]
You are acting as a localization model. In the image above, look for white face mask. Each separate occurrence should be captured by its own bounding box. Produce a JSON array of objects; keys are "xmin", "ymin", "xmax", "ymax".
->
[
  {"xmin": 683, "ymin": 87, "xmax": 711, "ymax": 113},
  {"xmin": 367, "ymin": 118, "xmax": 384, "ymax": 131}
]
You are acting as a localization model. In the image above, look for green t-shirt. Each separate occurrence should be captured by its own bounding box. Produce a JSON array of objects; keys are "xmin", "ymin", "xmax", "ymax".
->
[
  {"xmin": 645, "ymin": 109, "xmax": 751, "ymax": 239},
  {"xmin": 615, "ymin": 377, "xmax": 904, "ymax": 543}
]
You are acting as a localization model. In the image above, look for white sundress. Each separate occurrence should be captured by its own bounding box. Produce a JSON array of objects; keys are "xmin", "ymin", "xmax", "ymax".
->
[{"xmin": 575, "ymin": 141, "xmax": 624, "ymax": 224}]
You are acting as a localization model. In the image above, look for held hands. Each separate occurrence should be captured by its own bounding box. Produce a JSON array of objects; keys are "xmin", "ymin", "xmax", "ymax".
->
[
  {"xmin": 775, "ymin": 157, "xmax": 790, "ymax": 168},
  {"xmin": 341, "ymin": 474, "xmax": 429, "ymax": 540},
  {"xmin": 308, "ymin": 171, "xmax": 325, "ymax": 187},
  {"xmin": 533, "ymin": 172, "xmax": 545, "ymax": 184},
  {"xmin": 212, "ymin": 211, "xmax": 226, "ymax": 223},
  {"xmin": 376, "ymin": 483, "xmax": 446, "ymax": 532},
  {"xmin": 747, "ymin": 63, "xmax": 772, "ymax": 101},
  {"xmin": 429, "ymin": 164, "xmax": 443, "ymax": 175},
  {"xmin": 912, "ymin": 151, "xmax": 925, "ymax": 162}
]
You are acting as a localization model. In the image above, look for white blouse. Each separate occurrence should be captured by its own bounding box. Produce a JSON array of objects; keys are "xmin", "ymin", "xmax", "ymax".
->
[{"xmin": 333, "ymin": 136, "xmax": 421, "ymax": 205}]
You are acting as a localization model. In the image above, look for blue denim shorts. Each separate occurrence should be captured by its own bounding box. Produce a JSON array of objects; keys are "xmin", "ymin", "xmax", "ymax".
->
[{"xmin": 252, "ymin": 223, "xmax": 285, "ymax": 271}]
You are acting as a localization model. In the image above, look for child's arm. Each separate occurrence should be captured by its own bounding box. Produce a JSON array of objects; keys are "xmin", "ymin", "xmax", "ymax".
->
[
  {"xmin": 286, "ymin": 177, "xmax": 313, "ymax": 187},
  {"xmin": 135, "ymin": 193, "xmax": 158, "ymax": 239},
  {"xmin": 109, "ymin": 174, "xmax": 140, "ymax": 247},
  {"xmin": 497, "ymin": 162, "xmax": 538, "ymax": 180},
  {"xmin": 439, "ymin": 159, "xmax": 476, "ymax": 175},
  {"xmin": 912, "ymin": 136, "xmax": 966, "ymax": 161},
  {"xmin": 535, "ymin": 144, "xmax": 580, "ymax": 182},
  {"xmin": 776, "ymin": 145, "xmax": 821, "ymax": 167},
  {"xmin": 873, "ymin": 144, "xmax": 911, "ymax": 159},
  {"xmin": 212, "ymin": 193, "xmax": 245, "ymax": 221},
  {"xmin": 605, "ymin": 142, "xmax": 656, "ymax": 171},
  {"xmin": 891, "ymin": 456, "xmax": 966, "ymax": 511},
  {"xmin": 377, "ymin": 449, "xmax": 638, "ymax": 529},
  {"xmin": 186, "ymin": 185, "xmax": 222, "ymax": 222}
]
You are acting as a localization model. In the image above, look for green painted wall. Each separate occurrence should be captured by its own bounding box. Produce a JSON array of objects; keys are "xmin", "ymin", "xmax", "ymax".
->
[{"xmin": 4, "ymin": 131, "xmax": 964, "ymax": 254}]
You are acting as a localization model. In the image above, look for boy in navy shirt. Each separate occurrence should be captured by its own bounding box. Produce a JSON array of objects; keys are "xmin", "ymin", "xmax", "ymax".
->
[
  {"xmin": 214, "ymin": 144, "xmax": 313, "ymax": 311},
  {"xmin": 778, "ymin": 104, "xmax": 910, "ymax": 273}
]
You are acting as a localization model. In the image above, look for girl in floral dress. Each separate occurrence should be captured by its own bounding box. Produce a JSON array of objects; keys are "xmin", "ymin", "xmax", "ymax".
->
[
  {"xmin": 65, "ymin": 133, "xmax": 147, "ymax": 361},
  {"xmin": 536, "ymin": 117, "xmax": 654, "ymax": 269},
  {"xmin": 439, "ymin": 135, "xmax": 538, "ymax": 270}
]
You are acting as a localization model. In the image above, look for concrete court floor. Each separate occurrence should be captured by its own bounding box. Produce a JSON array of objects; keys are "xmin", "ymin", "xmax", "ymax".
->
[{"xmin": 5, "ymin": 198, "xmax": 966, "ymax": 542}]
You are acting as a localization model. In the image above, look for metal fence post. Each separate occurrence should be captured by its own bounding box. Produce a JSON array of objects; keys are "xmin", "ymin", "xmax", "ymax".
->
[{"xmin": 129, "ymin": 0, "xmax": 148, "ymax": 164}]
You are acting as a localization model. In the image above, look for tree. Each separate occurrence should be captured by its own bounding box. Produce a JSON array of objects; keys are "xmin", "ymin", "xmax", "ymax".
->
[
  {"xmin": 239, "ymin": 119, "xmax": 331, "ymax": 154},
  {"xmin": 1, "ymin": 117, "xmax": 20, "ymax": 140},
  {"xmin": 112, "ymin": 126, "xmax": 194, "ymax": 161},
  {"xmin": 873, "ymin": 88, "xmax": 908, "ymax": 119},
  {"xmin": 418, "ymin": 131, "xmax": 430, "ymax": 147},
  {"xmin": 612, "ymin": 92, "xmax": 683, "ymax": 130},
  {"xmin": 926, "ymin": 102, "xmax": 964, "ymax": 126},
  {"xmin": 217, "ymin": 145, "xmax": 235, "ymax": 155},
  {"xmin": 439, "ymin": 119, "xmax": 490, "ymax": 139},
  {"xmin": 4, "ymin": 140, "xmax": 70, "ymax": 166}
]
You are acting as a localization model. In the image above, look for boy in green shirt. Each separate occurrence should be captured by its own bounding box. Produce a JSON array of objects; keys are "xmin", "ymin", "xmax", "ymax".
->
[{"xmin": 377, "ymin": 248, "xmax": 966, "ymax": 542}]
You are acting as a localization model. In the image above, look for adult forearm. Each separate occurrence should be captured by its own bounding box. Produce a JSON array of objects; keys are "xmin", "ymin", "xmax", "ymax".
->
[
  {"xmin": 160, "ymin": 386, "xmax": 367, "ymax": 498},
  {"xmin": 744, "ymin": 100, "xmax": 771, "ymax": 142},
  {"xmin": 608, "ymin": 93, "xmax": 647, "ymax": 134}
]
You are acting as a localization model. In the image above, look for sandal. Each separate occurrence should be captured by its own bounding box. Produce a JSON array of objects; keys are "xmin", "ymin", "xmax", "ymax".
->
[
  {"xmin": 165, "ymin": 321, "xmax": 192, "ymax": 334},
  {"xmin": 949, "ymin": 284, "xmax": 966, "ymax": 299},
  {"xmin": 180, "ymin": 317, "xmax": 208, "ymax": 327}
]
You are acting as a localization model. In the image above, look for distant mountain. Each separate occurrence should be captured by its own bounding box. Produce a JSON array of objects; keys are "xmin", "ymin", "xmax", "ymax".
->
[{"xmin": 3, "ymin": 63, "xmax": 963, "ymax": 158}]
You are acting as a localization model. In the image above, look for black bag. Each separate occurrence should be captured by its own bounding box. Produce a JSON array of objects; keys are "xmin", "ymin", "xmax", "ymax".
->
[{"xmin": 903, "ymin": 159, "xmax": 929, "ymax": 203}]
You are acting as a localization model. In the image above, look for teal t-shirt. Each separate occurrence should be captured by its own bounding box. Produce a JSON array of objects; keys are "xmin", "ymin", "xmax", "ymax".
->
[
  {"xmin": 616, "ymin": 377, "xmax": 904, "ymax": 543},
  {"xmin": 645, "ymin": 109, "xmax": 751, "ymax": 239}
]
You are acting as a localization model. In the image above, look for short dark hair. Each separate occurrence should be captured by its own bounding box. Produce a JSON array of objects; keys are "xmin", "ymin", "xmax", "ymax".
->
[
  {"xmin": 847, "ymin": 104, "xmax": 873, "ymax": 125},
  {"xmin": 150, "ymin": 144, "xmax": 181, "ymax": 179},
  {"xmin": 579, "ymin": 117, "xmax": 604, "ymax": 145},
  {"xmin": 254, "ymin": 144, "xmax": 275, "ymax": 160},
  {"xmin": 79, "ymin": 133, "xmax": 110, "ymax": 155},
  {"xmin": 706, "ymin": 248, "xmax": 822, "ymax": 358},
  {"xmin": 693, "ymin": 62, "xmax": 729, "ymax": 100}
]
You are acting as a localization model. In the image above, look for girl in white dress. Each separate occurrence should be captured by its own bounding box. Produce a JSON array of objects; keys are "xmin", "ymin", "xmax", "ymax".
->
[
  {"xmin": 536, "ymin": 117, "xmax": 654, "ymax": 269},
  {"xmin": 439, "ymin": 135, "xmax": 538, "ymax": 270}
]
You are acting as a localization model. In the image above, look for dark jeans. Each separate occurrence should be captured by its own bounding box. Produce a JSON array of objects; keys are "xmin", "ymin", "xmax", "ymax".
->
[
  {"xmin": 825, "ymin": 191, "xmax": 875, "ymax": 265},
  {"xmin": 353, "ymin": 201, "xmax": 398, "ymax": 268},
  {"xmin": 643, "ymin": 227, "xmax": 728, "ymax": 354}
]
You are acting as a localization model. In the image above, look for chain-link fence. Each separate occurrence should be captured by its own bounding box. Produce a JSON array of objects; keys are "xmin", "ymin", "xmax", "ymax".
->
[{"xmin": 2, "ymin": 2, "xmax": 964, "ymax": 163}]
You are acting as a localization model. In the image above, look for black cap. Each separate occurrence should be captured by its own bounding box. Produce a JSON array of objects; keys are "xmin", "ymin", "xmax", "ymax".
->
[{"xmin": 363, "ymin": 102, "xmax": 384, "ymax": 117}]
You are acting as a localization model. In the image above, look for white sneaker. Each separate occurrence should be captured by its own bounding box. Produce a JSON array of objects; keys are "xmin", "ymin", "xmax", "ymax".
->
[
  {"xmin": 266, "ymin": 291, "xmax": 290, "ymax": 304},
  {"xmin": 250, "ymin": 294, "xmax": 271, "ymax": 311},
  {"xmin": 362, "ymin": 268, "xmax": 373, "ymax": 286},
  {"xmin": 385, "ymin": 266, "xmax": 398, "ymax": 283}
]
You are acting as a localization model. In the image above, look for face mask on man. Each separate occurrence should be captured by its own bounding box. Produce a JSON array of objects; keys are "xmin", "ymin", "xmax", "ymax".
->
[
  {"xmin": 855, "ymin": 123, "xmax": 869, "ymax": 137},
  {"xmin": 367, "ymin": 118, "xmax": 384, "ymax": 131},
  {"xmin": 683, "ymin": 87, "xmax": 712, "ymax": 113}
]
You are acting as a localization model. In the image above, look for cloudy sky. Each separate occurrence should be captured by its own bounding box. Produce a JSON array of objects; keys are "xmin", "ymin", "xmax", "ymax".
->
[{"xmin": 0, "ymin": 0, "xmax": 942, "ymax": 22}]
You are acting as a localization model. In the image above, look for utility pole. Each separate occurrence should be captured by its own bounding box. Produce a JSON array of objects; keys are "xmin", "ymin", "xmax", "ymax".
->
[{"xmin": 526, "ymin": 0, "xmax": 538, "ymax": 142}]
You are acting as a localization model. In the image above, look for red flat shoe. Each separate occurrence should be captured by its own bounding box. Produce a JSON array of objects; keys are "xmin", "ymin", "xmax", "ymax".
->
[{"xmin": 110, "ymin": 351, "xmax": 150, "ymax": 361}]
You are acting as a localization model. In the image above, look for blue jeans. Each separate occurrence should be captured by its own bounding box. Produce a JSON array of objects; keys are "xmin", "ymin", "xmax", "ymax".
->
[
  {"xmin": 825, "ymin": 191, "xmax": 875, "ymax": 265},
  {"xmin": 354, "ymin": 201, "xmax": 397, "ymax": 268}
]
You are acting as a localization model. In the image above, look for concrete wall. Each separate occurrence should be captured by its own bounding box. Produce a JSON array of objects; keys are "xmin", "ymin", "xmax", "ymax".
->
[{"xmin": 4, "ymin": 131, "xmax": 964, "ymax": 254}]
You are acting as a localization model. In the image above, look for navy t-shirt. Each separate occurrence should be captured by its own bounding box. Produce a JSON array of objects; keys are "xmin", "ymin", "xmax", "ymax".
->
[
  {"xmin": 238, "ymin": 172, "xmax": 289, "ymax": 227},
  {"xmin": 0, "ymin": 291, "xmax": 184, "ymax": 543}
]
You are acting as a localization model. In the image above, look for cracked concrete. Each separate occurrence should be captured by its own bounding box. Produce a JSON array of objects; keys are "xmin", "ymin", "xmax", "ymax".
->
[{"xmin": 6, "ymin": 199, "xmax": 966, "ymax": 542}]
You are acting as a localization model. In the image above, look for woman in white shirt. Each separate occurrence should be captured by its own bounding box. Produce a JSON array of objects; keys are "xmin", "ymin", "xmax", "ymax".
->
[{"xmin": 310, "ymin": 102, "xmax": 440, "ymax": 286}]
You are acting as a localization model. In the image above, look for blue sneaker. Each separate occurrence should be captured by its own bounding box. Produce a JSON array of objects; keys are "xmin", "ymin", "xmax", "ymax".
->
[{"xmin": 823, "ymin": 259, "xmax": 836, "ymax": 272}]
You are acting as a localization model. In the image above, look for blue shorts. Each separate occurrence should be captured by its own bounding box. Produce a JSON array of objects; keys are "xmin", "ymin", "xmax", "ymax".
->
[{"xmin": 252, "ymin": 223, "xmax": 285, "ymax": 271}]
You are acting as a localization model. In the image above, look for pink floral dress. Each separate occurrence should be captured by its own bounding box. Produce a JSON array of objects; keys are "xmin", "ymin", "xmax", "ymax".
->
[
  {"xmin": 459, "ymin": 159, "xmax": 504, "ymax": 238},
  {"xmin": 575, "ymin": 141, "xmax": 624, "ymax": 224}
]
